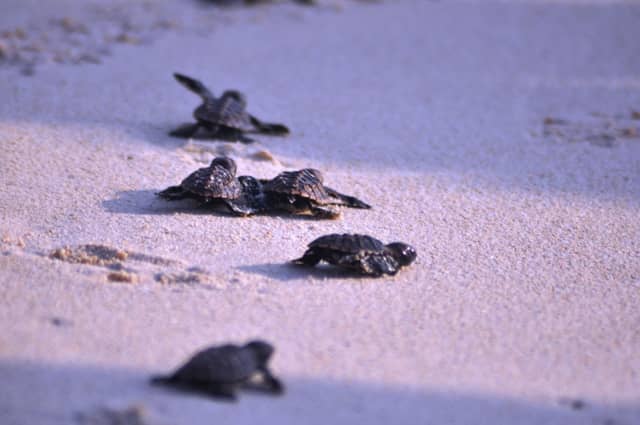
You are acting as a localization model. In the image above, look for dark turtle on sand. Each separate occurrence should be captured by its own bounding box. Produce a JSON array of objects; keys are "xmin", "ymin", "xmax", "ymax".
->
[
  {"xmin": 151, "ymin": 340, "xmax": 283, "ymax": 400},
  {"xmin": 261, "ymin": 168, "xmax": 371, "ymax": 219},
  {"xmin": 157, "ymin": 156, "xmax": 262, "ymax": 216},
  {"xmin": 292, "ymin": 233, "xmax": 417, "ymax": 276},
  {"xmin": 170, "ymin": 73, "xmax": 289, "ymax": 143}
]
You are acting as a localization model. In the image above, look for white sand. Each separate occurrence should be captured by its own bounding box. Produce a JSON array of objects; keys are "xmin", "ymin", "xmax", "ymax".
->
[{"xmin": 1, "ymin": 1, "xmax": 639, "ymax": 424}]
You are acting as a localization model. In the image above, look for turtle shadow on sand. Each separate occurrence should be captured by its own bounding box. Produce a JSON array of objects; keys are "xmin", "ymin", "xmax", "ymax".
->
[
  {"xmin": 237, "ymin": 262, "xmax": 372, "ymax": 282},
  {"xmin": 152, "ymin": 378, "xmax": 283, "ymax": 402},
  {"xmin": 103, "ymin": 189, "xmax": 360, "ymax": 220},
  {"xmin": 102, "ymin": 189, "xmax": 233, "ymax": 216},
  {"xmin": 1, "ymin": 360, "xmax": 637, "ymax": 425}
]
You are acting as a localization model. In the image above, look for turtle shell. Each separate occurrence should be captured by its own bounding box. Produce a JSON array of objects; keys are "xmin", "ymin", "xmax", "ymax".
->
[
  {"xmin": 308, "ymin": 234, "xmax": 385, "ymax": 255},
  {"xmin": 263, "ymin": 169, "xmax": 331, "ymax": 202},
  {"xmin": 180, "ymin": 157, "xmax": 242, "ymax": 200},
  {"xmin": 171, "ymin": 344, "xmax": 259, "ymax": 384},
  {"xmin": 194, "ymin": 91, "xmax": 254, "ymax": 132}
]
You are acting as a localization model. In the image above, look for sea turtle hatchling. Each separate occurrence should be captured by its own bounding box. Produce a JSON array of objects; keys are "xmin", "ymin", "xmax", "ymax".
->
[
  {"xmin": 170, "ymin": 73, "xmax": 289, "ymax": 143},
  {"xmin": 151, "ymin": 340, "xmax": 283, "ymax": 400},
  {"xmin": 157, "ymin": 156, "xmax": 264, "ymax": 216},
  {"xmin": 292, "ymin": 233, "xmax": 417, "ymax": 276},
  {"xmin": 261, "ymin": 168, "xmax": 371, "ymax": 219}
]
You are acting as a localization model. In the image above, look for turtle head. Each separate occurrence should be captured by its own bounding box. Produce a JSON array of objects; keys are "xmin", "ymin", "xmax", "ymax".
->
[
  {"xmin": 221, "ymin": 90, "xmax": 247, "ymax": 106},
  {"xmin": 238, "ymin": 175, "xmax": 263, "ymax": 195},
  {"xmin": 245, "ymin": 340, "xmax": 274, "ymax": 365},
  {"xmin": 210, "ymin": 156, "xmax": 237, "ymax": 175},
  {"xmin": 385, "ymin": 242, "xmax": 417, "ymax": 267}
]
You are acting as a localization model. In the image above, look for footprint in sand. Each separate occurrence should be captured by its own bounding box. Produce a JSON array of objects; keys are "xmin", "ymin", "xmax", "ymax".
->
[{"xmin": 48, "ymin": 244, "xmax": 209, "ymax": 285}]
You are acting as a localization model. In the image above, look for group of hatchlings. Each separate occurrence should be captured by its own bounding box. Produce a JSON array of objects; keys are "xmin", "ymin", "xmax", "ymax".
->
[{"xmin": 150, "ymin": 74, "xmax": 417, "ymax": 400}]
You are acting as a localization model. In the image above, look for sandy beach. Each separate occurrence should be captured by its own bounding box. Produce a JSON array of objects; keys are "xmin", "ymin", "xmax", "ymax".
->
[{"xmin": 1, "ymin": 0, "xmax": 639, "ymax": 424}]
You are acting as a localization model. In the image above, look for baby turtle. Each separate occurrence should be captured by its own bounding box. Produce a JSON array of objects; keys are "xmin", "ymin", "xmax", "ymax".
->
[
  {"xmin": 151, "ymin": 340, "xmax": 283, "ymax": 400},
  {"xmin": 292, "ymin": 233, "xmax": 417, "ymax": 276},
  {"xmin": 261, "ymin": 168, "xmax": 371, "ymax": 219},
  {"xmin": 170, "ymin": 73, "xmax": 289, "ymax": 143},
  {"xmin": 157, "ymin": 156, "xmax": 261, "ymax": 216}
]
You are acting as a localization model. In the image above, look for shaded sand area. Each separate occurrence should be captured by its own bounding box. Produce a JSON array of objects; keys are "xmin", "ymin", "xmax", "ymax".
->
[{"xmin": 1, "ymin": 0, "xmax": 639, "ymax": 424}]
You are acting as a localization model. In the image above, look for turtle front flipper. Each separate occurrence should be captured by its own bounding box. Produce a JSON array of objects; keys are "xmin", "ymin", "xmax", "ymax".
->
[
  {"xmin": 310, "ymin": 204, "xmax": 341, "ymax": 219},
  {"xmin": 324, "ymin": 186, "xmax": 371, "ymax": 209},
  {"xmin": 257, "ymin": 366, "xmax": 285, "ymax": 395},
  {"xmin": 291, "ymin": 248, "xmax": 322, "ymax": 266},
  {"xmin": 157, "ymin": 185, "xmax": 189, "ymax": 200},
  {"xmin": 264, "ymin": 376, "xmax": 284, "ymax": 395},
  {"xmin": 223, "ymin": 199, "xmax": 257, "ymax": 217},
  {"xmin": 173, "ymin": 73, "xmax": 215, "ymax": 102},
  {"xmin": 249, "ymin": 115, "xmax": 290, "ymax": 136},
  {"xmin": 360, "ymin": 253, "xmax": 400, "ymax": 277},
  {"xmin": 169, "ymin": 122, "xmax": 201, "ymax": 138}
]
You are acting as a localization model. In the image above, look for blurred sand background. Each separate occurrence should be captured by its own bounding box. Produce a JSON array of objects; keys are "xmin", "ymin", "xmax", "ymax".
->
[{"xmin": 1, "ymin": 0, "xmax": 639, "ymax": 424}]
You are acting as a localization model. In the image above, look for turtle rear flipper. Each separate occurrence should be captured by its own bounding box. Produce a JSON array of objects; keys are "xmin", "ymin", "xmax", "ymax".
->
[
  {"xmin": 249, "ymin": 115, "xmax": 290, "ymax": 136},
  {"xmin": 324, "ymin": 187, "xmax": 371, "ymax": 209},
  {"xmin": 174, "ymin": 73, "xmax": 215, "ymax": 102},
  {"xmin": 158, "ymin": 185, "xmax": 190, "ymax": 200}
]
